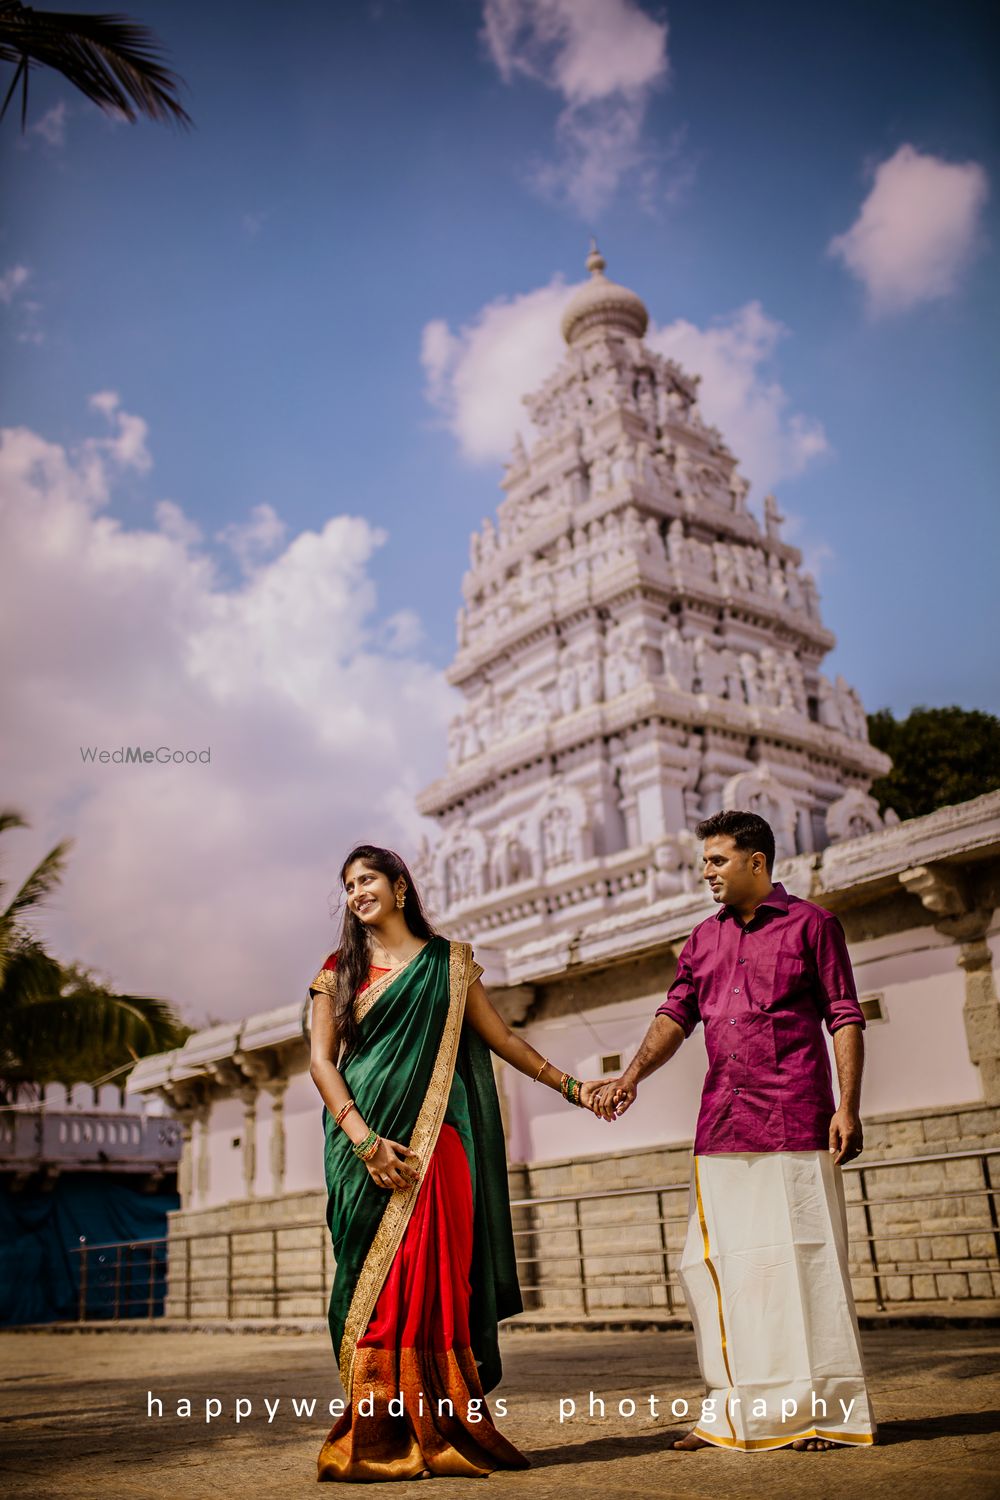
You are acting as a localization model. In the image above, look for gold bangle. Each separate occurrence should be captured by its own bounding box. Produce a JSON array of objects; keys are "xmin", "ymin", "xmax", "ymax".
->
[
  {"xmin": 532, "ymin": 1057, "xmax": 548, "ymax": 1083},
  {"xmin": 334, "ymin": 1099, "xmax": 356, "ymax": 1128}
]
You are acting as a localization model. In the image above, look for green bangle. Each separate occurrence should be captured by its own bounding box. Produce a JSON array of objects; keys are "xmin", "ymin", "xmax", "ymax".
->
[
  {"xmin": 561, "ymin": 1074, "xmax": 582, "ymax": 1106},
  {"xmin": 352, "ymin": 1128, "xmax": 379, "ymax": 1161}
]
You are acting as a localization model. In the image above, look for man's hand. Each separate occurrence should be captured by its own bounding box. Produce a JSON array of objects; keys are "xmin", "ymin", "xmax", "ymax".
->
[
  {"xmin": 588, "ymin": 1077, "xmax": 637, "ymax": 1121},
  {"xmin": 829, "ymin": 1107, "xmax": 863, "ymax": 1165}
]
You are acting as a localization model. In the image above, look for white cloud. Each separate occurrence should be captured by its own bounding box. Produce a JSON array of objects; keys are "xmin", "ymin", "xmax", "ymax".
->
[
  {"xmin": 481, "ymin": 0, "xmax": 670, "ymax": 216},
  {"xmin": 216, "ymin": 501, "xmax": 287, "ymax": 574},
  {"xmin": 828, "ymin": 144, "xmax": 990, "ymax": 315},
  {"xmin": 421, "ymin": 278, "xmax": 574, "ymax": 463},
  {"xmin": 648, "ymin": 302, "xmax": 829, "ymax": 494},
  {"xmin": 422, "ymin": 282, "xmax": 827, "ymax": 495},
  {"xmin": 29, "ymin": 101, "xmax": 68, "ymax": 148},
  {"xmin": 87, "ymin": 389, "xmax": 152, "ymax": 474},
  {"xmin": 155, "ymin": 498, "xmax": 204, "ymax": 549},
  {"xmin": 0, "ymin": 406, "xmax": 453, "ymax": 1026},
  {"xmin": 0, "ymin": 264, "xmax": 30, "ymax": 305}
]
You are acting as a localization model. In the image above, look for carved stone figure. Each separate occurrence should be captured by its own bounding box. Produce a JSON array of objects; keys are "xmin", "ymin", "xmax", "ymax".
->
[
  {"xmin": 557, "ymin": 658, "xmax": 580, "ymax": 716},
  {"xmin": 664, "ymin": 626, "xmax": 695, "ymax": 693},
  {"xmin": 541, "ymin": 805, "xmax": 573, "ymax": 865},
  {"xmin": 739, "ymin": 651, "xmax": 762, "ymax": 706},
  {"xmin": 667, "ymin": 518, "xmax": 686, "ymax": 569},
  {"xmin": 714, "ymin": 542, "xmax": 735, "ymax": 595},
  {"xmin": 825, "ymin": 787, "xmax": 883, "ymax": 844},
  {"xmin": 817, "ymin": 676, "xmax": 846, "ymax": 732},
  {"xmin": 801, "ymin": 572, "xmax": 821, "ymax": 619},
  {"xmin": 763, "ymin": 493, "xmax": 785, "ymax": 541},
  {"xmin": 694, "ymin": 636, "xmax": 727, "ymax": 698},
  {"xmin": 577, "ymin": 653, "xmax": 603, "ymax": 707}
]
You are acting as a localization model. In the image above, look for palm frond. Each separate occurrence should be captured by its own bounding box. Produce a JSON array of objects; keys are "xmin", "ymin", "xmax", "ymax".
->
[
  {"xmin": 0, "ymin": 808, "xmax": 29, "ymax": 841},
  {"xmin": 1, "ymin": 837, "xmax": 72, "ymax": 923},
  {"xmin": 0, "ymin": 3, "xmax": 192, "ymax": 130}
]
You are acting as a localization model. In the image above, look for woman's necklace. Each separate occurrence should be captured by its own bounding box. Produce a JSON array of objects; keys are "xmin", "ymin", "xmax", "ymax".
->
[{"xmin": 371, "ymin": 936, "xmax": 422, "ymax": 970}]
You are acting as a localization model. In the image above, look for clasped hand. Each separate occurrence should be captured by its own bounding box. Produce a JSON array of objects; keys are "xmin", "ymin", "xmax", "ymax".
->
[
  {"xmin": 578, "ymin": 1078, "xmax": 636, "ymax": 1122},
  {"xmin": 366, "ymin": 1137, "xmax": 420, "ymax": 1191}
]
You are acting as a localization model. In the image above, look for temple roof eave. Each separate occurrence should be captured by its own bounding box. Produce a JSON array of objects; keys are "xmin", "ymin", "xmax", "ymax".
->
[
  {"xmin": 418, "ymin": 686, "xmax": 889, "ymax": 817},
  {"xmin": 487, "ymin": 791, "xmax": 1000, "ymax": 987}
]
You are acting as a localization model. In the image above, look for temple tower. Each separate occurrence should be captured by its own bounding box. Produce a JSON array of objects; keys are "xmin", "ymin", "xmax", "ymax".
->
[{"xmin": 415, "ymin": 247, "xmax": 890, "ymax": 946}]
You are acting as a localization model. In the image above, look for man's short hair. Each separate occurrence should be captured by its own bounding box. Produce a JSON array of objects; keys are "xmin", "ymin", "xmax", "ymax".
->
[{"xmin": 695, "ymin": 809, "xmax": 776, "ymax": 873}]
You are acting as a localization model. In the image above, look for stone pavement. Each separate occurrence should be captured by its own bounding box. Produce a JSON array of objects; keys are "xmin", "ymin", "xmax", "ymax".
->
[{"xmin": 0, "ymin": 1324, "xmax": 997, "ymax": 1500}]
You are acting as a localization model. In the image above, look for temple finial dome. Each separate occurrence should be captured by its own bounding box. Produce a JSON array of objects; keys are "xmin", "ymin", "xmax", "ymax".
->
[{"xmin": 561, "ymin": 239, "xmax": 649, "ymax": 347}]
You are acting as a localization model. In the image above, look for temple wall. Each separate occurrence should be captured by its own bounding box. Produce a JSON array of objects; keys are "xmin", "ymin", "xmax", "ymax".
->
[{"xmin": 163, "ymin": 1101, "xmax": 1000, "ymax": 1321}]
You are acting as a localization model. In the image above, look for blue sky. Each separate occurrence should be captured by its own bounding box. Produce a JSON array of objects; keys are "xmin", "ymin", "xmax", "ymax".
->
[{"xmin": 1, "ymin": 0, "xmax": 997, "ymax": 1017}]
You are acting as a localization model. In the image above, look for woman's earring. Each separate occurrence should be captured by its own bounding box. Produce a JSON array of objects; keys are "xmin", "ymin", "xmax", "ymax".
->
[{"xmin": 396, "ymin": 887, "xmax": 406, "ymax": 909}]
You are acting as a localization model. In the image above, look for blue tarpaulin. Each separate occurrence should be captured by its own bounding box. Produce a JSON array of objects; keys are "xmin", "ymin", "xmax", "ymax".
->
[{"xmin": 0, "ymin": 1172, "xmax": 179, "ymax": 1325}]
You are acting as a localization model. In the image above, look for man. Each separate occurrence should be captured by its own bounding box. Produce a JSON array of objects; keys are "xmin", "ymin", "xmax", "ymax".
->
[{"xmin": 591, "ymin": 810, "xmax": 876, "ymax": 1452}]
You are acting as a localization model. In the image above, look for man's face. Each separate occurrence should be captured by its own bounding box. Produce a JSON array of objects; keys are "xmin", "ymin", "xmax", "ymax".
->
[{"xmin": 701, "ymin": 834, "xmax": 763, "ymax": 906}]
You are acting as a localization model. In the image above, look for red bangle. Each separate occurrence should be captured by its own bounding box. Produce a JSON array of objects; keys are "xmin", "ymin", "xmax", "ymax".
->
[{"xmin": 334, "ymin": 1099, "xmax": 356, "ymax": 1128}]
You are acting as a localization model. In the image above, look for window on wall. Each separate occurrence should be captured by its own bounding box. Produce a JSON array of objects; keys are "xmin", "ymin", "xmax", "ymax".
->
[
  {"xmin": 600, "ymin": 1052, "xmax": 623, "ymax": 1074},
  {"xmin": 859, "ymin": 994, "xmax": 886, "ymax": 1023}
]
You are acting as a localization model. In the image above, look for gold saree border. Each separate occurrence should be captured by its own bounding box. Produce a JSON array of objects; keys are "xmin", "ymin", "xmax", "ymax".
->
[
  {"xmin": 354, "ymin": 943, "xmax": 433, "ymax": 1024},
  {"xmin": 308, "ymin": 945, "xmax": 432, "ymax": 1010},
  {"xmin": 309, "ymin": 967, "xmax": 337, "ymax": 999},
  {"xmin": 338, "ymin": 939, "xmax": 476, "ymax": 1393}
]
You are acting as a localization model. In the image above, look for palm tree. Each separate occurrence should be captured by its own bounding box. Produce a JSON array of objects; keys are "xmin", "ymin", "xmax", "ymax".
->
[
  {"xmin": 0, "ymin": 809, "xmax": 190, "ymax": 1104},
  {"xmin": 0, "ymin": 1, "xmax": 191, "ymax": 131}
]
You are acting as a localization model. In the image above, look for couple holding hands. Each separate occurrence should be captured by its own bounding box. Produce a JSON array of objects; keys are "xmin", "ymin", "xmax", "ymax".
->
[{"xmin": 308, "ymin": 809, "xmax": 875, "ymax": 1482}]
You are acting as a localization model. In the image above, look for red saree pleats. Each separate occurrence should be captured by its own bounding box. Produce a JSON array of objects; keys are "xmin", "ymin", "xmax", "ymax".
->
[{"xmin": 317, "ymin": 1125, "xmax": 528, "ymax": 1482}]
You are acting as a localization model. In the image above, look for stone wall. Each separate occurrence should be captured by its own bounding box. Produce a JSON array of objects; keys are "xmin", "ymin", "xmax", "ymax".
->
[{"xmin": 163, "ymin": 1104, "xmax": 999, "ymax": 1321}]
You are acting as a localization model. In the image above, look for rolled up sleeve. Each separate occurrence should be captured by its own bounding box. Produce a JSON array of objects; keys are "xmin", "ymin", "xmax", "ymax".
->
[
  {"xmin": 812, "ymin": 913, "xmax": 866, "ymax": 1034},
  {"xmin": 656, "ymin": 936, "xmax": 701, "ymax": 1037}
]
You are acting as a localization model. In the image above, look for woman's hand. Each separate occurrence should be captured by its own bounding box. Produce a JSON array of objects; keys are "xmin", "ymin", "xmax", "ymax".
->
[
  {"xmin": 591, "ymin": 1078, "xmax": 637, "ymax": 1121},
  {"xmin": 366, "ymin": 1137, "xmax": 420, "ymax": 1191}
]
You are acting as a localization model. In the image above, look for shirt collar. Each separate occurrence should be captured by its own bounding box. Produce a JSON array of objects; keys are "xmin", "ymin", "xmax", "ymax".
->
[{"xmin": 716, "ymin": 881, "xmax": 789, "ymax": 922}]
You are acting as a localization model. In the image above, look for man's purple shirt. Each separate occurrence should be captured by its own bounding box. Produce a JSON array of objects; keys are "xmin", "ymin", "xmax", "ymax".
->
[{"xmin": 655, "ymin": 882, "xmax": 866, "ymax": 1154}]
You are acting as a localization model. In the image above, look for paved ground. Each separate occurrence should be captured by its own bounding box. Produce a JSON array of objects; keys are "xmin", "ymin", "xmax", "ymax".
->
[{"xmin": 0, "ymin": 1325, "xmax": 997, "ymax": 1500}]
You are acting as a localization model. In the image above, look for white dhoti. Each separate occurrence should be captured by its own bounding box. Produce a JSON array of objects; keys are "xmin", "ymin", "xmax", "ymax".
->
[{"xmin": 678, "ymin": 1150, "xmax": 876, "ymax": 1450}]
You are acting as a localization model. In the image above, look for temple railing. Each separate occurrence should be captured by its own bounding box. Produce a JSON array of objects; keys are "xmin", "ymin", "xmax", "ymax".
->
[{"xmin": 62, "ymin": 1145, "xmax": 1000, "ymax": 1322}]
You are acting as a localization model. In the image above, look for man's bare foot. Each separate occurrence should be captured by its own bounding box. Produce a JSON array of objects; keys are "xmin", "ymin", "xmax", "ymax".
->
[
  {"xmin": 673, "ymin": 1431, "xmax": 711, "ymax": 1450},
  {"xmin": 791, "ymin": 1437, "xmax": 837, "ymax": 1451}
]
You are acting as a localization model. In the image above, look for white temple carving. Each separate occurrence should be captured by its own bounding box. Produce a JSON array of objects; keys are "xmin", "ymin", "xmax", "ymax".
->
[{"xmin": 416, "ymin": 245, "xmax": 891, "ymax": 940}]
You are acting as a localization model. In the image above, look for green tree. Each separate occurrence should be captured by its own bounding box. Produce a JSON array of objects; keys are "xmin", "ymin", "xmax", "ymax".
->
[
  {"xmin": 0, "ymin": 1, "xmax": 191, "ymax": 130},
  {"xmin": 867, "ymin": 705, "xmax": 1000, "ymax": 822},
  {"xmin": 0, "ymin": 809, "xmax": 191, "ymax": 1104}
]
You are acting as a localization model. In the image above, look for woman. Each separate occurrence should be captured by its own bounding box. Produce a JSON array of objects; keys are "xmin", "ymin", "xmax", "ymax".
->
[{"xmin": 308, "ymin": 844, "xmax": 593, "ymax": 1482}]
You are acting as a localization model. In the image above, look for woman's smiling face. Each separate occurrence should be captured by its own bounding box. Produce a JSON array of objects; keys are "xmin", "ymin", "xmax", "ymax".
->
[{"xmin": 343, "ymin": 860, "xmax": 399, "ymax": 925}]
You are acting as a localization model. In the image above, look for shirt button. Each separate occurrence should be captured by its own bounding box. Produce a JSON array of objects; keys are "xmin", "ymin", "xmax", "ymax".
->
[
  {"xmin": 730, "ymin": 1018, "xmax": 736, "ymax": 1025},
  {"xmin": 738, "ymin": 957, "xmax": 746, "ymax": 965},
  {"xmin": 733, "ymin": 1087, "xmax": 741, "ymax": 1094},
  {"xmin": 733, "ymin": 987, "xmax": 740, "ymax": 994},
  {"xmin": 730, "ymin": 1052, "xmax": 737, "ymax": 1059}
]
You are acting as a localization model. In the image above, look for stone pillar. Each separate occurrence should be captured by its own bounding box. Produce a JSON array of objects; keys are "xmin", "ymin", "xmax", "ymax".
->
[
  {"xmin": 239, "ymin": 1083, "xmax": 258, "ymax": 1198},
  {"xmin": 176, "ymin": 1109, "xmax": 195, "ymax": 1208},
  {"xmin": 900, "ymin": 864, "xmax": 1000, "ymax": 1103},
  {"xmin": 194, "ymin": 1101, "xmax": 211, "ymax": 1204},
  {"xmin": 957, "ymin": 934, "xmax": 1000, "ymax": 1102},
  {"xmin": 265, "ymin": 1078, "xmax": 289, "ymax": 1197}
]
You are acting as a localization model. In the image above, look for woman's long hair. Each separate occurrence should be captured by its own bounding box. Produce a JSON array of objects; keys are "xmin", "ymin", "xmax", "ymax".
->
[{"xmin": 332, "ymin": 844, "xmax": 436, "ymax": 1057}]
